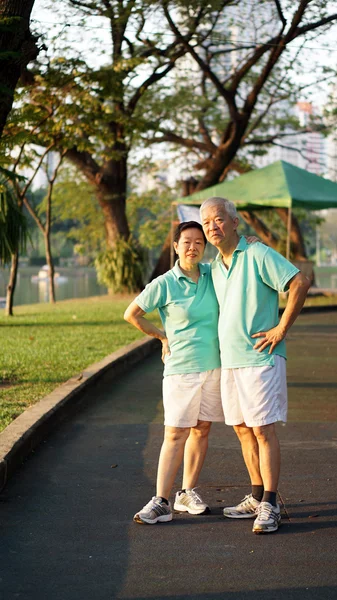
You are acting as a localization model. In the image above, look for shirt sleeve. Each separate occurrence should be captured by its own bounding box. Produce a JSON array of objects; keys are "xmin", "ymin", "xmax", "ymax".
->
[
  {"xmin": 260, "ymin": 247, "xmax": 300, "ymax": 292},
  {"xmin": 134, "ymin": 277, "xmax": 166, "ymax": 313}
]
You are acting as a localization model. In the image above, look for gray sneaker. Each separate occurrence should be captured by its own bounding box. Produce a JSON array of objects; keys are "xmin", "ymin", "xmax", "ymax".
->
[
  {"xmin": 252, "ymin": 501, "xmax": 281, "ymax": 534},
  {"xmin": 174, "ymin": 488, "xmax": 210, "ymax": 515},
  {"xmin": 223, "ymin": 493, "xmax": 260, "ymax": 519},
  {"xmin": 133, "ymin": 497, "xmax": 172, "ymax": 524}
]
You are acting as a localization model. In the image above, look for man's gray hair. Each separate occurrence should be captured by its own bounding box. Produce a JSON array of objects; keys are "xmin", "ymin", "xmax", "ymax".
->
[{"xmin": 200, "ymin": 197, "xmax": 238, "ymax": 220}]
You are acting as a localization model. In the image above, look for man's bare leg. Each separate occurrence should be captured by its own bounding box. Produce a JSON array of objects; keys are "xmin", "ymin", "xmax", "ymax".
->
[
  {"xmin": 253, "ymin": 423, "xmax": 280, "ymax": 495},
  {"xmin": 234, "ymin": 423, "xmax": 263, "ymax": 486},
  {"xmin": 223, "ymin": 423, "xmax": 263, "ymax": 519}
]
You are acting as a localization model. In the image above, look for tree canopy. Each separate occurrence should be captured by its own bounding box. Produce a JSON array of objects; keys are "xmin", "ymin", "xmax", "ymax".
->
[{"xmin": 3, "ymin": 0, "xmax": 337, "ymax": 288}]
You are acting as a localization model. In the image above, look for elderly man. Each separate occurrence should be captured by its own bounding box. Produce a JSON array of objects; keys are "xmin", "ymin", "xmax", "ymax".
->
[{"xmin": 200, "ymin": 197, "xmax": 310, "ymax": 534}]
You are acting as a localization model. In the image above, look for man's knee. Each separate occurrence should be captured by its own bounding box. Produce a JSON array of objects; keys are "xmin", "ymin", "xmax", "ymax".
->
[
  {"xmin": 253, "ymin": 423, "xmax": 277, "ymax": 443},
  {"xmin": 233, "ymin": 423, "xmax": 251, "ymax": 440}
]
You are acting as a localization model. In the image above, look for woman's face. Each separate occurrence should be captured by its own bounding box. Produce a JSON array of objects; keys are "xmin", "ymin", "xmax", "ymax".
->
[{"xmin": 173, "ymin": 228, "xmax": 206, "ymax": 267}]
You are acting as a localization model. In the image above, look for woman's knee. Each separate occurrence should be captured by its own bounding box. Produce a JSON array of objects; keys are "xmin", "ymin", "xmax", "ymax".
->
[
  {"xmin": 189, "ymin": 420, "xmax": 211, "ymax": 440},
  {"xmin": 164, "ymin": 426, "xmax": 190, "ymax": 444}
]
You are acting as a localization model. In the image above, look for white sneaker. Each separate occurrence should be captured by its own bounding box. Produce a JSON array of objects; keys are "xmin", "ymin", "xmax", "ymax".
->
[
  {"xmin": 252, "ymin": 501, "xmax": 281, "ymax": 534},
  {"xmin": 174, "ymin": 488, "xmax": 210, "ymax": 515},
  {"xmin": 223, "ymin": 493, "xmax": 260, "ymax": 519},
  {"xmin": 133, "ymin": 497, "xmax": 172, "ymax": 524}
]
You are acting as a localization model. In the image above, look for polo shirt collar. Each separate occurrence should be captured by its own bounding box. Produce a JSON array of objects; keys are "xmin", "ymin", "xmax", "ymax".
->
[{"xmin": 173, "ymin": 260, "xmax": 207, "ymax": 279}]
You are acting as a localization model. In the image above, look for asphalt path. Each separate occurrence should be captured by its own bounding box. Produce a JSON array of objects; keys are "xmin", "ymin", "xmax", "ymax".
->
[{"xmin": 1, "ymin": 312, "xmax": 337, "ymax": 600}]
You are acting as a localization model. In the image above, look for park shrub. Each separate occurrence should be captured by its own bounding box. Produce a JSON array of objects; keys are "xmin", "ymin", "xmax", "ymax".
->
[{"xmin": 95, "ymin": 236, "xmax": 146, "ymax": 293}]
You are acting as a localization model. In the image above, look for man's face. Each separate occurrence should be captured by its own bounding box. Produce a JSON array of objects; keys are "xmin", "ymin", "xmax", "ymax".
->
[{"xmin": 201, "ymin": 203, "xmax": 239, "ymax": 248}]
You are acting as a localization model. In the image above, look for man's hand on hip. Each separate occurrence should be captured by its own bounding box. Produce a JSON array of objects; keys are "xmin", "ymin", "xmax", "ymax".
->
[{"xmin": 252, "ymin": 325, "xmax": 286, "ymax": 354}]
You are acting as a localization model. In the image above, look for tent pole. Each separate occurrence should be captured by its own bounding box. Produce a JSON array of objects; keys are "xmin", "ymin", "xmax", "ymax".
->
[
  {"xmin": 170, "ymin": 205, "xmax": 175, "ymax": 268},
  {"xmin": 286, "ymin": 206, "xmax": 292, "ymax": 261}
]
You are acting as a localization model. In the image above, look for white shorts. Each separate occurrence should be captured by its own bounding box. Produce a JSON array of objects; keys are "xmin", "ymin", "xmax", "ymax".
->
[
  {"xmin": 163, "ymin": 368, "xmax": 224, "ymax": 428},
  {"xmin": 220, "ymin": 356, "xmax": 287, "ymax": 427}
]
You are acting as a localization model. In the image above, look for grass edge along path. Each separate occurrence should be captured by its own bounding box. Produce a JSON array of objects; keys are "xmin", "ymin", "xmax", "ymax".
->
[
  {"xmin": 1, "ymin": 292, "xmax": 337, "ymax": 433},
  {"xmin": 0, "ymin": 295, "xmax": 162, "ymax": 433}
]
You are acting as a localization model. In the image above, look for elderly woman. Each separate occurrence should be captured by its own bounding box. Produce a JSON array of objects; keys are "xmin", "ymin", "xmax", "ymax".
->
[{"xmin": 124, "ymin": 220, "xmax": 224, "ymax": 524}]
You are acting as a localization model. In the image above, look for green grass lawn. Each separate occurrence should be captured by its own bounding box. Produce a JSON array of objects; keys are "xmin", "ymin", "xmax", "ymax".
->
[{"xmin": 0, "ymin": 295, "xmax": 161, "ymax": 433}]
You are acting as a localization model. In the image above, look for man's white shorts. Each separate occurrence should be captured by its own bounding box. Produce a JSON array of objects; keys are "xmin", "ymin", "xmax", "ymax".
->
[
  {"xmin": 163, "ymin": 368, "xmax": 224, "ymax": 428},
  {"xmin": 220, "ymin": 356, "xmax": 287, "ymax": 427}
]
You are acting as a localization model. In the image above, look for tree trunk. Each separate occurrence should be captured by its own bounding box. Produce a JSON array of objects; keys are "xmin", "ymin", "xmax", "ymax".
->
[
  {"xmin": 44, "ymin": 231, "xmax": 55, "ymax": 303},
  {"xmin": 149, "ymin": 221, "xmax": 179, "ymax": 281},
  {"xmin": 5, "ymin": 249, "xmax": 18, "ymax": 316},
  {"xmin": 99, "ymin": 188, "xmax": 130, "ymax": 247},
  {"xmin": 274, "ymin": 208, "xmax": 307, "ymax": 260},
  {"xmin": 66, "ymin": 150, "xmax": 130, "ymax": 247},
  {"xmin": 240, "ymin": 211, "xmax": 279, "ymax": 250},
  {"xmin": 95, "ymin": 156, "xmax": 130, "ymax": 246},
  {"xmin": 0, "ymin": 0, "xmax": 38, "ymax": 137}
]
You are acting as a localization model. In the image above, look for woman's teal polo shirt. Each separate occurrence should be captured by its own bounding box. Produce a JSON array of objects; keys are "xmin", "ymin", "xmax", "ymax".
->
[{"xmin": 135, "ymin": 261, "xmax": 221, "ymax": 376}]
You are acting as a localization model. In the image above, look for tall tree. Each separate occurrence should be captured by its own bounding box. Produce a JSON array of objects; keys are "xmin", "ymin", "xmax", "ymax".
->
[
  {"xmin": 21, "ymin": 0, "xmax": 214, "ymax": 289},
  {"xmin": 146, "ymin": 0, "xmax": 337, "ymax": 265},
  {"xmin": 0, "ymin": 174, "xmax": 26, "ymax": 265},
  {"xmin": 0, "ymin": 174, "xmax": 27, "ymax": 316},
  {"xmin": 0, "ymin": 0, "xmax": 38, "ymax": 138}
]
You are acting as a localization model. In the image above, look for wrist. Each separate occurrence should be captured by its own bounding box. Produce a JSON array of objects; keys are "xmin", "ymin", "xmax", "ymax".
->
[{"xmin": 278, "ymin": 323, "xmax": 288, "ymax": 336}]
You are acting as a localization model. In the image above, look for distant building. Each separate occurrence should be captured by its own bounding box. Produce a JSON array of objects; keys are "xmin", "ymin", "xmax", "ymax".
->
[
  {"xmin": 325, "ymin": 83, "xmax": 337, "ymax": 182},
  {"xmin": 254, "ymin": 102, "xmax": 327, "ymax": 175}
]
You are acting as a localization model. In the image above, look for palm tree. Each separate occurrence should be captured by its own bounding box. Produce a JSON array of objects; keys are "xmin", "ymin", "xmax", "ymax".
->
[{"xmin": 0, "ymin": 174, "xmax": 27, "ymax": 315}]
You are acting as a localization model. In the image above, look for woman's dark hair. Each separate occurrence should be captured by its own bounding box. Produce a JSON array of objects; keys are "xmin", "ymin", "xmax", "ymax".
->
[{"xmin": 174, "ymin": 221, "xmax": 207, "ymax": 245}]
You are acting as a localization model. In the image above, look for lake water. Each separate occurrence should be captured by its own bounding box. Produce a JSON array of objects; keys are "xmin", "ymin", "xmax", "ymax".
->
[
  {"xmin": 0, "ymin": 266, "xmax": 107, "ymax": 306},
  {"xmin": 0, "ymin": 264, "xmax": 336, "ymax": 307}
]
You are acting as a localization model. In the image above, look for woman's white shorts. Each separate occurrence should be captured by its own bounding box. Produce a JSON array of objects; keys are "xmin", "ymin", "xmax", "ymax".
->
[
  {"xmin": 220, "ymin": 356, "xmax": 287, "ymax": 427},
  {"xmin": 163, "ymin": 368, "xmax": 224, "ymax": 428}
]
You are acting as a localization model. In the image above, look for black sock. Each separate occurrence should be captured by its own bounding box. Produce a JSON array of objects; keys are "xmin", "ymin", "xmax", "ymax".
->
[
  {"xmin": 158, "ymin": 497, "xmax": 169, "ymax": 505},
  {"xmin": 262, "ymin": 491, "xmax": 277, "ymax": 507},
  {"xmin": 252, "ymin": 485, "xmax": 264, "ymax": 502},
  {"xmin": 180, "ymin": 489, "xmax": 186, "ymax": 494}
]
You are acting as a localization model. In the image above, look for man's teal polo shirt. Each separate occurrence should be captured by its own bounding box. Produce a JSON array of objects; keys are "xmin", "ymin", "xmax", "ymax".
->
[
  {"xmin": 211, "ymin": 237, "xmax": 299, "ymax": 368},
  {"xmin": 135, "ymin": 261, "xmax": 221, "ymax": 376}
]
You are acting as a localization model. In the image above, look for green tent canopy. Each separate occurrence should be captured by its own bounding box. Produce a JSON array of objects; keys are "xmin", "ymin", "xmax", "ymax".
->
[{"xmin": 173, "ymin": 160, "xmax": 337, "ymax": 211}]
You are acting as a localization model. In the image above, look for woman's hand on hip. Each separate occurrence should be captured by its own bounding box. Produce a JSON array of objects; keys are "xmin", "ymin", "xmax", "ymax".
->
[{"xmin": 161, "ymin": 338, "xmax": 171, "ymax": 363}]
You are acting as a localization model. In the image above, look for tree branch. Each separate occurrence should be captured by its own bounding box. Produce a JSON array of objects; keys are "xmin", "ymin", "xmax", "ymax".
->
[
  {"xmin": 274, "ymin": 0, "xmax": 287, "ymax": 28},
  {"xmin": 147, "ymin": 130, "xmax": 212, "ymax": 152},
  {"xmin": 294, "ymin": 12, "xmax": 337, "ymax": 38},
  {"xmin": 243, "ymin": 126, "xmax": 327, "ymax": 146},
  {"xmin": 65, "ymin": 147, "xmax": 101, "ymax": 184},
  {"xmin": 127, "ymin": 61, "xmax": 178, "ymax": 114},
  {"xmin": 23, "ymin": 195, "xmax": 44, "ymax": 234},
  {"xmin": 163, "ymin": 3, "xmax": 238, "ymax": 120}
]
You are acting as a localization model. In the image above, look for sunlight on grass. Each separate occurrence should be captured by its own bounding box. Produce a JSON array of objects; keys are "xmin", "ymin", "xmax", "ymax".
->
[{"xmin": 0, "ymin": 295, "xmax": 161, "ymax": 432}]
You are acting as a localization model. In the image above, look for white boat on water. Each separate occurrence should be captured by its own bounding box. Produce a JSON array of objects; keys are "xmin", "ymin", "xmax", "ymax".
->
[{"xmin": 31, "ymin": 265, "xmax": 68, "ymax": 284}]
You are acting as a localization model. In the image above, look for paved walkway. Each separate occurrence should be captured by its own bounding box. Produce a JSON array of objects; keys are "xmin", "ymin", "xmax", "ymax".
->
[{"xmin": 1, "ymin": 312, "xmax": 337, "ymax": 600}]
